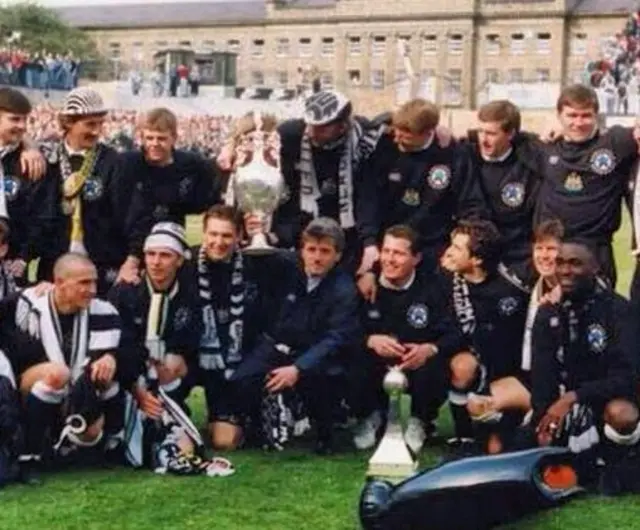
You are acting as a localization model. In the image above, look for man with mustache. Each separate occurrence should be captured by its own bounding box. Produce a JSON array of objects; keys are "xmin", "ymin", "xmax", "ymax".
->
[
  {"xmin": 37, "ymin": 87, "xmax": 149, "ymax": 296},
  {"xmin": 351, "ymin": 224, "xmax": 463, "ymax": 453},
  {"xmin": 120, "ymin": 107, "xmax": 222, "ymax": 229},
  {"xmin": 530, "ymin": 240, "xmax": 640, "ymax": 493}
]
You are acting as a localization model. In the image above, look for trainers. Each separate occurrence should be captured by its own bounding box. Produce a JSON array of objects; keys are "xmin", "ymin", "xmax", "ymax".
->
[
  {"xmin": 404, "ymin": 417, "xmax": 427, "ymax": 454},
  {"xmin": 353, "ymin": 411, "xmax": 383, "ymax": 450}
]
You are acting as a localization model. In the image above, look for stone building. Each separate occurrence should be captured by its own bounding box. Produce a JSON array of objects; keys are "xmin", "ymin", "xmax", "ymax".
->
[{"xmin": 56, "ymin": 0, "xmax": 631, "ymax": 110}]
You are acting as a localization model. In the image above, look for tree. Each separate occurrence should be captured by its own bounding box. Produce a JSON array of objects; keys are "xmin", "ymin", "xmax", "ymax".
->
[{"xmin": 0, "ymin": 2, "xmax": 99, "ymax": 61}]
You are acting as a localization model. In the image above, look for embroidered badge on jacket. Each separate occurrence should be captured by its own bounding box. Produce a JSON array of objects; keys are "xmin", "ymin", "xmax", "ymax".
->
[
  {"xmin": 564, "ymin": 172, "xmax": 584, "ymax": 193},
  {"xmin": 3, "ymin": 175, "xmax": 20, "ymax": 201},
  {"xmin": 174, "ymin": 307, "xmax": 191, "ymax": 330},
  {"xmin": 501, "ymin": 182, "xmax": 525, "ymax": 208},
  {"xmin": 427, "ymin": 165, "xmax": 451, "ymax": 190},
  {"xmin": 498, "ymin": 296, "xmax": 519, "ymax": 316},
  {"xmin": 83, "ymin": 176, "xmax": 104, "ymax": 201},
  {"xmin": 587, "ymin": 323, "xmax": 607, "ymax": 353},
  {"xmin": 589, "ymin": 148, "xmax": 616, "ymax": 176},
  {"xmin": 407, "ymin": 303, "xmax": 429, "ymax": 329},
  {"xmin": 402, "ymin": 189, "xmax": 421, "ymax": 207}
]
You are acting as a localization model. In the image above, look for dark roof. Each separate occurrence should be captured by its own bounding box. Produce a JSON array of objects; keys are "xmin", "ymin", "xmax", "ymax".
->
[
  {"xmin": 55, "ymin": 1, "xmax": 266, "ymax": 28},
  {"xmin": 570, "ymin": 0, "xmax": 636, "ymax": 14}
]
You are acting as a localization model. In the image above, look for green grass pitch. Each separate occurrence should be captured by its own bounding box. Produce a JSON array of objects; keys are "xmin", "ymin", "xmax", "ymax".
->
[{"xmin": 2, "ymin": 215, "xmax": 640, "ymax": 529}]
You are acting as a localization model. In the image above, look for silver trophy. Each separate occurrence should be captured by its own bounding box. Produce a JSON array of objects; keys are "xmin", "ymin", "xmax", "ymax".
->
[
  {"xmin": 229, "ymin": 112, "xmax": 284, "ymax": 256},
  {"xmin": 367, "ymin": 367, "xmax": 418, "ymax": 482}
]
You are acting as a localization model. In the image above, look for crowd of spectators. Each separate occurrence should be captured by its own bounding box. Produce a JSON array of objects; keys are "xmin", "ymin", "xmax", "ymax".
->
[
  {"xmin": 0, "ymin": 48, "xmax": 80, "ymax": 92},
  {"xmin": 26, "ymin": 103, "xmax": 232, "ymax": 157}
]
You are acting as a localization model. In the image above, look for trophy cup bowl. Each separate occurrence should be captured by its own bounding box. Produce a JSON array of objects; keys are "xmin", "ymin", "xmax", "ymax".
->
[
  {"xmin": 383, "ymin": 367, "xmax": 408, "ymax": 397},
  {"xmin": 231, "ymin": 115, "xmax": 285, "ymax": 256}
]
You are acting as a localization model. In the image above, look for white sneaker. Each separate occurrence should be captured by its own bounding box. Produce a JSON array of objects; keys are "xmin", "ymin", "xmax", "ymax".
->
[
  {"xmin": 404, "ymin": 417, "xmax": 427, "ymax": 454},
  {"xmin": 353, "ymin": 410, "xmax": 383, "ymax": 450}
]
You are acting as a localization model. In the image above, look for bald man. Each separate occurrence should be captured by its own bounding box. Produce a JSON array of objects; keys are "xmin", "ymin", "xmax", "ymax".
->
[{"xmin": 0, "ymin": 252, "xmax": 124, "ymax": 482}]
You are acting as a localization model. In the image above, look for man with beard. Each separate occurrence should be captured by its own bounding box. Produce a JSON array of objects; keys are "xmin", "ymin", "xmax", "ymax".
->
[
  {"xmin": 38, "ymin": 88, "xmax": 148, "ymax": 296},
  {"xmin": 0, "ymin": 253, "xmax": 123, "ymax": 482},
  {"xmin": 536, "ymin": 84, "xmax": 640, "ymax": 286},
  {"xmin": 177, "ymin": 205, "xmax": 289, "ymax": 450},
  {"xmin": 218, "ymin": 90, "xmax": 383, "ymax": 276},
  {"xmin": 351, "ymin": 225, "xmax": 463, "ymax": 453},
  {"xmin": 0, "ymin": 88, "xmax": 51, "ymax": 284},
  {"xmin": 457, "ymin": 100, "xmax": 543, "ymax": 269},
  {"xmin": 230, "ymin": 217, "xmax": 361, "ymax": 454},
  {"xmin": 442, "ymin": 219, "xmax": 529, "ymax": 454},
  {"xmin": 373, "ymin": 98, "xmax": 483, "ymax": 276},
  {"xmin": 120, "ymin": 108, "xmax": 221, "ymax": 228},
  {"xmin": 531, "ymin": 240, "xmax": 640, "ymax": 494}
]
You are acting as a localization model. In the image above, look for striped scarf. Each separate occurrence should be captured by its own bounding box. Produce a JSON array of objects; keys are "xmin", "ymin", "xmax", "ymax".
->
[
  {"xmin": 0, "ymin": 143, "xmax": 19, "ymax": 219},
  {"xmin": 197, "ymin": 246, "xmax": 245, "ymax": 378},
  {"xmin": 452, "ymin": 273, "xmax": 476, "ymax": 338},
  {"xmin": 298, "ymin": 119, "xmax": 382, "ymax": 228}
]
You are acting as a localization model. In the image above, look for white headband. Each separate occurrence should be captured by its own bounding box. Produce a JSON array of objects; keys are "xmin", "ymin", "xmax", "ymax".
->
[{"xmin": 144, "ymin": 234, "xmax": 191, "ymax": 259}]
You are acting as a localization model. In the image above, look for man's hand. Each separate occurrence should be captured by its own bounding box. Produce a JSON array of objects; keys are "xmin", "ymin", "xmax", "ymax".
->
[
  {"xmin": 367, "ymin": 334, "xmax": 405, "ymax": 359},
  {"xmin": 435, "ymin": 124, "xmax": 454, "ymax": 148},
  {"xmin": 32, "ymin": 281, "xmax": 54, "ymax": 297},
  {"xmin": 216, "ymin": 142, "xmax": 235, "ymax": 172},
  {"xmin": 357, "ymin": 271, "xmax": 377, "ymax": 303},
  {"xmin": 134, "ymin": 385, "xmax": 163, "ymax": 420},
  {"xmin": 116, "ymin": 255, "xmax": 141, "ymax": 285},
  {"xmin": 19, "ymin": 147, "xmax": 46, "ymax": 181},
  {"xmin": 356, "ymin": 245, "xmax": 379, "ymax": 277},
  {"xmin": 399, "ymin": 343, "xmax": 437, "ymax": 371},
  {"xmin": 90, "ymin": 353, "xmax": 117, "ymax": 386},
  {"xmin": 6, "ymin": 259, "xmax": 27, "ymax": 278},
  {"xmin": 244, "ymin": 212, "xmax": 266, "ymax": 238},
  {"xmin": 539, "ymin": 284, "xmax": 562, "ymax": 306},
  {"xmin": 265, "ymin": 365, "xmax": 300, "ymax": 393},
  {"xmin": 536, "ymin": 391, "xmax": 578, "ymax": 446}
]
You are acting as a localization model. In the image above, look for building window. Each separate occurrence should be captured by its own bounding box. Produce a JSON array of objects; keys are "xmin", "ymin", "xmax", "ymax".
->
[
  {"xmin": 299, "ymin": 37, "xmax": 312, "ymax": 57},
  {"xmin": 348, "ymin": 36, "xmax": 362, "ymax": 56},
  {"xmin": 108, "ymin": 42, "xmax": 121, "ymax": 59},
  {"xmin": 348, "ymin": 69, "xmax": 362, "ymax": 86},
  {"xmin": 570, "ymin": 69, "xmax": 585, "ymax": 84},
  {"xmin": 251, "ymin": 70, "xmax": 264, "ymax": 86},
  {"xmin": 419, "ymin": 69, "xmax": 436, "ymax": 97},
  {"xmin": 321, "ymin": 37, "xmax": 335, "ymax": 57},
  {"xmin": 154, "ymin": 40, "xmax": 168, "ymax": 49},
  {"xmin": 570, "ymin": 33, "xmax": 587, "ymax": 56},
  {"xmin": 422, "ymin": 34, "xmax": 438, "ymax": 56},
  {"xmin": 372, "ymin": 35, "xmax": 387, "ymax": 57},
  {"xmin": 536, "ymin": 68, "xmax": 550, "ymax": 82},
  {"xmin": 178, "ymin": 40, "xmax": 192, "ymax": 48},
  {"xmin": 445, "ymin": 68, "xmax": 462, "ymax": 104},
  {"xmin": 202, "ymin": 40, "xmax": 216, "ymax": 52},
  {"xmin": 320, "ymin": 71, "xmax": 334, "ymax": 89},
  {"xmin": 252, "ymin": 39, "xmax": 265, "ymax": 59},
  {"xmin": 485, "ymin": 68, "xmax": 499, "ymax": 84},
  {"xmin": 510, "ymin": 33, "xmax": 525, "ymax": 55},
  {"xmin": 536, "ymin": 33, "xmax": 551, "ymax": 55},
  {"xmin": 131, "ymin": 41, "xmax": 144, "ymax": 61},
  {"xmin": 227, "ymin": 39, "xmax": 241, "ymax": 53},
  {"xmin": 276, "ymin": 70, "xmax": 288, "ymax": 88},
  {"xmin": 276, "ymin": 38, "xmax": 290, "ymax": 57},
  {"xmin": 508, "ymin": 68, "xmax": 523, "ymax": 83},
  {"xmin": 447, "ymin": 33, "xmax": 463, "ymax": 55},
  {"xmin": 371, "ymin": 69, "xmax": 385, "ymax": 90},
  {"xmin": 485, "ymin": 34, "xmax": 500, "ymax": 55}
]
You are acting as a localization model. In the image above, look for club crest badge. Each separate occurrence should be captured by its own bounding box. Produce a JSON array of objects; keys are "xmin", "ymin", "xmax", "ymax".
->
[
  {"xmin": 549, "ymin": 155, "xmax": 559, "ymax": 165},
  {"xmin": 83, "ymin": 176, "xmax": 104, "ymax": 201},
  {"xmin": 320, "ymin": 178, "xmax": 337, "ymax": 196},
  {"xmin": 280, "ymin": 184, "xmax": 291, "ymax": 204},
  {"xmin": 407, "ymin": 303, "xmax": 429, "ymax": 329},
  {"xmin": 367, "ymin": 309, "xmax": 381, "ymax": 320},
  {"xmin": 3, "ymin": 175, "xmax": 20, "ymax": 201},
  {"xmin": 564, "ymin": 172, "xmax": 584, "ymax": 193},
  {"xmin": 427, "ymin": 165, "xmax": 451, "ymax": 190},
  {"xmin": 153, "ymin": 204, "xmax": 169, "ymax": 220},
  {"xmin": 501, "ymin": 182, "xmax": 525, "ymax": 208},
  {"xmin": 498, "ymin": 296, "xmax": 519, "ymax": 316},
  {"xmin": 104, "ymin": 268, "xmax": 118, "ymax": 284},
  {"xmin": 178, "ymin": 177, "xmax": 192, "ymax": 197},
  {"xmin": 402, "ymin": 189, "xmax": 421, "ymax": 207},
  {"xmin": 388, "ymin": 171, "xmax": 402, "ymax": 182},
  {"xmin": 590, "ymin": 148, "xmax": 616, "ymax": 176},
  {"xmin": 174, "ymin": 307, "xmax": 191, "ymax": 330},
  {"xmin": 587, "ymin": 323, "xmax": 607, "ymax": 353}
]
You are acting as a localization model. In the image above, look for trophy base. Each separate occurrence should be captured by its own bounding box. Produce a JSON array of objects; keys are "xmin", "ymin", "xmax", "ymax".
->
[
  {"xmin": 367, "ymin": 433, "xmax": 418, "ymax": 483},
  {"xmin": 242, "ymin": 234, "xmax": 277, "ymax": 256}
]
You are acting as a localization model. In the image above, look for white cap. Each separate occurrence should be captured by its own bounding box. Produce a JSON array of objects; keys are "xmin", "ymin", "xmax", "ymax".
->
[
  {"xmin": 144, "ymin": 222, "xmax": 191, "ymax": 259},
  {"xmin": 304, "ymin": 90, "xmax": 351, "ymax": 126},
  {"xmin": 60, "ymin": 87, "xmax": 108, "ymax": 116}
]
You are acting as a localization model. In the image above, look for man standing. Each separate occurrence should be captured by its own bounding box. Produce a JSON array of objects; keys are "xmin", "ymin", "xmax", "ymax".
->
[
  {"xmin": 120, "ymin": 107, "xmax": 221, "ymax": 228},
  {"xmin": 0, "ymin": 253, "xmax": 123, "ymax": 481},
  {"xmin": 531, "ymin": 240, "xmax": 640, "ymax": 493},
  {"xmin": 352, "ymin": 225, "xmax": 463, "ymax": 453},
  {"xmin": 535, "ymin": 84, "xmax": 640, "ymax": 286},
  {"xmin": 38, "ymin": 87, "xmax": 148, "ymax": 295}
]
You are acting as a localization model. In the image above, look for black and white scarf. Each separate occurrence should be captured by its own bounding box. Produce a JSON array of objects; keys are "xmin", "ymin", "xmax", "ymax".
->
[
  {"xmin": 0, "ymin": 262, "xmax": 17, "ymax": 301},
  {"xmin": 15, "ymin": 287, "xmax": 121, "ymax": 383},
  {"xmin": 0, "ymin": 143, "xmax": 19, "ymax": 219},
  {"xmin": 298, "ymin": 120, "xmax": 381, "ymax": 228},
  {"xmin": 452, "ymin": 273, "xmax": 476, "ymax": 338},
  {"xmin": 521, "ymin": 278, "xmax": 545, "ymax": 371},
  {"xmin": 197, "ymin": 247, "xmax": 245, "ymax": 378}
]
